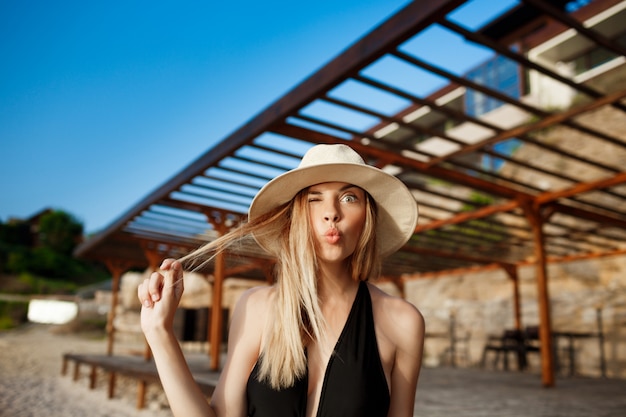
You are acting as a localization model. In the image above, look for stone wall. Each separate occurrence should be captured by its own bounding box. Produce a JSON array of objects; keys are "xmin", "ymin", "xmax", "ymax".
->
[
  {"xmin": 110, "ymin": 254, "xmax": 626, "ymax": 378},
  {"xmin": 404, "ymin": 253, "xmax": 626, "ymax": 378}
]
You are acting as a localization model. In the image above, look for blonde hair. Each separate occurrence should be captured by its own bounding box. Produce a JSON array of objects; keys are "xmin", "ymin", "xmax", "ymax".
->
[{"xmin": 181, "ymin": 187, "xmax": 379, "ymax": 389}]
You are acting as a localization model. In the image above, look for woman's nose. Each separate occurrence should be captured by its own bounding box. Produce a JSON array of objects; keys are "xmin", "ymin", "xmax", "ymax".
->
[{"xmin": 323, "ymin": 201, "xmax": 340, "ymax": 223}]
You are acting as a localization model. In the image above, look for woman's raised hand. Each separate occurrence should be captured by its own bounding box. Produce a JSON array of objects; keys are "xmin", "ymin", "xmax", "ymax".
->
[{"xmin": 137, "ymin": 258, "xmax": 185, "ymax": 336}]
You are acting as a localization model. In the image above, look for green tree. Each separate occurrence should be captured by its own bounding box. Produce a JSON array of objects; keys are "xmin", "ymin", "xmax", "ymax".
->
[
  {"xmin": 1, "ymin": 210, "xmax": 109, "ymax": 296},
  {"xmin": 0, "ymin": 221, "xmax": 32, "ymax": 272},
  {"xmin": 38, "ymin": 210, "xmax": 83, "ymax": 256},
  {"xmin": 0, "ymin": 221, "xmax": 32, "ymax": 247}
]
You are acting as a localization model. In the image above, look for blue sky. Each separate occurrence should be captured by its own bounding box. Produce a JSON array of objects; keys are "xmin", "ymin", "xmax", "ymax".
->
[{"xmin": 0, "ymin": 0, "xmax": 518, "ymax": 234}]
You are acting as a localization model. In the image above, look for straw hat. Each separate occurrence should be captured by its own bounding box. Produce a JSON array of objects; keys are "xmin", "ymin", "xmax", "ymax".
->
[{"xmin": 249, "ymin": 144, "xmax": 418, "ymax": 257}]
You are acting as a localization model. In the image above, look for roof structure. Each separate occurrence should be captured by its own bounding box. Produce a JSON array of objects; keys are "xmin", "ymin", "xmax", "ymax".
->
[
  {"xmin": 73, "ymin": 0, "xmax": 626, "ymax": 387},
  {"xmin": 76, "ymin": 0, "xmax": 626, "ymax": 281}
]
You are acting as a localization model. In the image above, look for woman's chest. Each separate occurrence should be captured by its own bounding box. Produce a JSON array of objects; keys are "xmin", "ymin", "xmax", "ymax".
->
[{"xmin": 304, "ymin": 327, "xmax": 393, "ymax": 416}]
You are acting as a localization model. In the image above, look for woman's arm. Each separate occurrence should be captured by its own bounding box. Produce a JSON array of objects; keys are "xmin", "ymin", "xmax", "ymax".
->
[
  {"xmin": 210, "ymin": 285, "xmax": 268, "ymax": 416},
  {"xmin": 386, "ymin": 298, "xmax": 425, "ymax": 417},
  {"xmin": 139, "ymin": 259, "xmax": 268, "ymax": 417},
  {"xmin": 138, "ymin": 259, "xmax": 216, "ymax": 417}
]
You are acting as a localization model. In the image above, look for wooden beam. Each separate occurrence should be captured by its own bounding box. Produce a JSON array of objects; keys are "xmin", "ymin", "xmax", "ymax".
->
[
  {"xmin": 223, "ymin": 260, "xmax": 269, "ymax": 277},
  {"xmin": 74, "ymin": 0, "xmax": 466, "ymax": 260},
  {"xmin": 521, "ymin": 199, "xmax": 555, "ymax": 387},
  {"xmin": 521, "ymin": 0, "xmax": 626, "ymax": 58},
  {"xmin": 426, "ymin": 87, "xmax": 626, "ymax": 167},
  {"xmin": 536, "ymin": 171, "xmax": 626, "ymax": 205},
  {"xmin": 271, "ymin": 122, "xmax": 524, "ymax": 199},
  {"xmin": 440, "ymin": 17, "xmax": 613, "ymax": 107},
  {"xmin": 401, "ymin": 245, "xmax": 505, "ymax": 266},
  {"xmin": 551, "ymin": 202, "xmax": 626, "ymax": 230},
  {"xmin": 404, "ymin": 248, "xmax": 626, "ymax": 281},
  {"xmin": 544, "ymin": 248, "xmax": 626, "ymax": 264},
  {"xmin": 414, "ymin": 200, "xmax": 521, "ymax": 233},
  {"xmin": 406, "ymin": 262, "xmax": 506, "ymax": 280}
]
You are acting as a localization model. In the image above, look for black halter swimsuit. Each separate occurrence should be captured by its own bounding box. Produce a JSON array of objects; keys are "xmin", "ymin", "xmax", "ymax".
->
[{"xmin": 246, "ymin": 281, "xmax": 390, "ymax": 417}]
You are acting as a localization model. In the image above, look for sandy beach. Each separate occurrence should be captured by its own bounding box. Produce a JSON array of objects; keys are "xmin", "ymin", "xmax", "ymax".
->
[
  {"xmin": 3, "ymin": 323, "xmax": 626, "ymax": 417},
  {"xmin": 0, "ymin": 324, "xmax": 173, "ymax": 417}
]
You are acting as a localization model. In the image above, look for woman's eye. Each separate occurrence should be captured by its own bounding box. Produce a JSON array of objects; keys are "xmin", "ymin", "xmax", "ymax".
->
[{"xmin": 342, "ymin": 194, "xmax": 357, "ymax": 203}]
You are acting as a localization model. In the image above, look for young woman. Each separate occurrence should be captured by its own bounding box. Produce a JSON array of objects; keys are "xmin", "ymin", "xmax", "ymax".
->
[{"xmin": 138, "ymin": 144, "xmax": 425, "ymax": 417}]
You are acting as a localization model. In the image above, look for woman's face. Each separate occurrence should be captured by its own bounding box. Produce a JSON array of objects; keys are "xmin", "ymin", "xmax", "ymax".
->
[{"xmin": 307, "ymin": 182, "xmax": 367, "ymax": 265}]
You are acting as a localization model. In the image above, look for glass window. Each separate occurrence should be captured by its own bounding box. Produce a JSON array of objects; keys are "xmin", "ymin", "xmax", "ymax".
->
[{"xmin": 464, "ymin": 54, "xmax": 520, "ymax": 117}]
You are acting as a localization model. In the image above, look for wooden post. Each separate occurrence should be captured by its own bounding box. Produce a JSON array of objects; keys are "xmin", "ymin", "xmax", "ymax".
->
[
  {"xmin": 137, "ymin": 381, "xmax": 147, "ymax": 409},
  {"xmin": 89, "ymin": 365, "xmax": 97, "ymax": 389},
  {"xmin": 104, "ymin": 260, "xmax": 130, "ymax": 356},
  {"xmin": 102, "ymin": 259, "xmax": 133, "ymax": 405},
  {"xmin": 596, "ymin": 307, "xmax": 607, "ymax": 377},
  {"xmin": 210, "ymin": 249, "xmax": 226, "ymax": 370},
  {"xmin": 522, "ymin": 199, "xmax": 555, "ymax": 387},
  {"xmin": 205, "ymin": 211, "xmax": 229, "ymax": 371},
  {"xmin": 61, "ymin": 356, "xmax": 68, "ymax": 376},
  {"xmin": 73, "ymin": 362, "xmax": 80, "ymax": 381},
  {"xmin": 108, "ymin": 373, "xmax": 116, "ymax": 399},
  {"xmin": 502, "ymin": 264, "xmax": 522, "ymax": 330}
]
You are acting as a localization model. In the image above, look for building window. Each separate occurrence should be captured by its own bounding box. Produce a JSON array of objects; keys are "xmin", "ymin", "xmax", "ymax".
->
[
  {"xmin": 570, "ymin": 31, "xmax": 626, "ymax": 75},
  {"xmin": 464, "ymin": 54, "xmax": 521, "ymax": 117}
]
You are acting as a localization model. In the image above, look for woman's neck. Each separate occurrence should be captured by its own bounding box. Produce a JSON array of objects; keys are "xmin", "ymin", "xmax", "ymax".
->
[{"xmin": 317, "ymin": 261, "xmax": 359, "ymax": 301}]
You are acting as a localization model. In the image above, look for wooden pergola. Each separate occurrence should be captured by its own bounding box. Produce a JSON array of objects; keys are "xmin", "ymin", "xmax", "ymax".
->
[{"xmin": 75, "ymin": 0, "xmax": 626, "ymax": 388}]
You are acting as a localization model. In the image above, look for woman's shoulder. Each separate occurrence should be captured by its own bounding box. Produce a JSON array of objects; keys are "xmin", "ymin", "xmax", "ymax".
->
[
  {"xmin": 233, "ymin": 284, "xmax": 275, "ymax": 317},
  {"xmin": 227, "ymin": 285, "xmax": 276, "ymax": 353},
  {"xmin": 367, "ymin": 282, "xmax": 419, "ymax": 313},
  {"xmin": 367, "ymin": 282, "xmax": 424, "ymax": 340}
]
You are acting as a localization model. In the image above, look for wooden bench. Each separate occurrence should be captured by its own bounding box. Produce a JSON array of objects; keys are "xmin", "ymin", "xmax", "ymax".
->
[{"xmin": 61, "ymin": 353, "xmax": 218, "ymax": 409}]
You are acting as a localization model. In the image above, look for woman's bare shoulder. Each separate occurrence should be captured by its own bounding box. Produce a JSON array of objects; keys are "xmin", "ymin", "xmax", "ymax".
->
[
  {"xmin": 367, "ymin": 283, "xmax": 424, "ymax": 340},
  {"xmin": 233, "ymin": 284, "xmax": 274, "ymax": 319},
  {"xmin": 224, "ymin": 285, "xmax": 275, "ymax": 359}
]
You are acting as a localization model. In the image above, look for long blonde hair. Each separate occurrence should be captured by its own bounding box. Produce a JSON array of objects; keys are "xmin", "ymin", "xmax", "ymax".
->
[{"xmin": 181, "ymin": 186, "xmax": 379, "ymax": 389}]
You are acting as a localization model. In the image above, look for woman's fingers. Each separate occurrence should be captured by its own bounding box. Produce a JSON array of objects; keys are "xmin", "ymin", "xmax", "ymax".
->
[
  {"xmin": 138, "ymin": 276, "xmax": 157, "ymax": 308},
  {"xmin": 137, "ymin": 279, "xmax": 150, "ymax": 307},
  {"xmin": 137, "ymin": 271, "xmax": 165, "ymax": 308},
  {"xmin": 162, "ymin": 260, "xmax": 184, "ymax": 300},
  {"xmin": 160, "ymin": 259, "xmax": 181, "ymax": 285},
  {"xmin": 148, "ymin": 271, "xmax": 164, "ymax": 302},
  {"xmin": 137, "ymin": 259, "xmax": 184, "ymax": 309},
  {"xmin": 160, "ymin": 258, "xmax": 177, "ymax": 271}
]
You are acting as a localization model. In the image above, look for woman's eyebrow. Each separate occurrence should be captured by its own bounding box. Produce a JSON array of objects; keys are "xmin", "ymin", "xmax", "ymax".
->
[
  {"xmin": 340, "ymin": 184, "xmax": 358, "ymax": 192},
  {"xmin": 307, "ymin": 184, "xmax": 361, "ymax": 195},
  {"xmin": 308, "ymin": 184, "xmax": 359, "ymax": 194}
]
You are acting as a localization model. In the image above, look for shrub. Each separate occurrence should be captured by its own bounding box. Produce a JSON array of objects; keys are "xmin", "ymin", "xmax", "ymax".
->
[{"xmin": 0, "ymin": 300, "xmax": 29, "ymax": 330}]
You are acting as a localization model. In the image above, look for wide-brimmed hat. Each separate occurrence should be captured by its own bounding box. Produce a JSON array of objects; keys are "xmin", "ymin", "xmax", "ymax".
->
[{"xmin": 248, "ymin": 144, "xmax": 418, "ymax": 257}]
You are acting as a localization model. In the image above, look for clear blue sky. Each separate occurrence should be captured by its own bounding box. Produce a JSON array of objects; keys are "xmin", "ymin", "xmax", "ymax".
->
[{"xmin": 0, "ymin": 0, "xmax": 517, "ymax": 234}]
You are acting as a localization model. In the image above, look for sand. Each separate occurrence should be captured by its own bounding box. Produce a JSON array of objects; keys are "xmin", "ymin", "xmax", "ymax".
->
[
  {"xmin": 0, "ymin": 324, "xmax": 174, "ymax": 417},
  {"xmin": 6, "ymin": 323, "xmax": 625, "ymax": 417}
]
